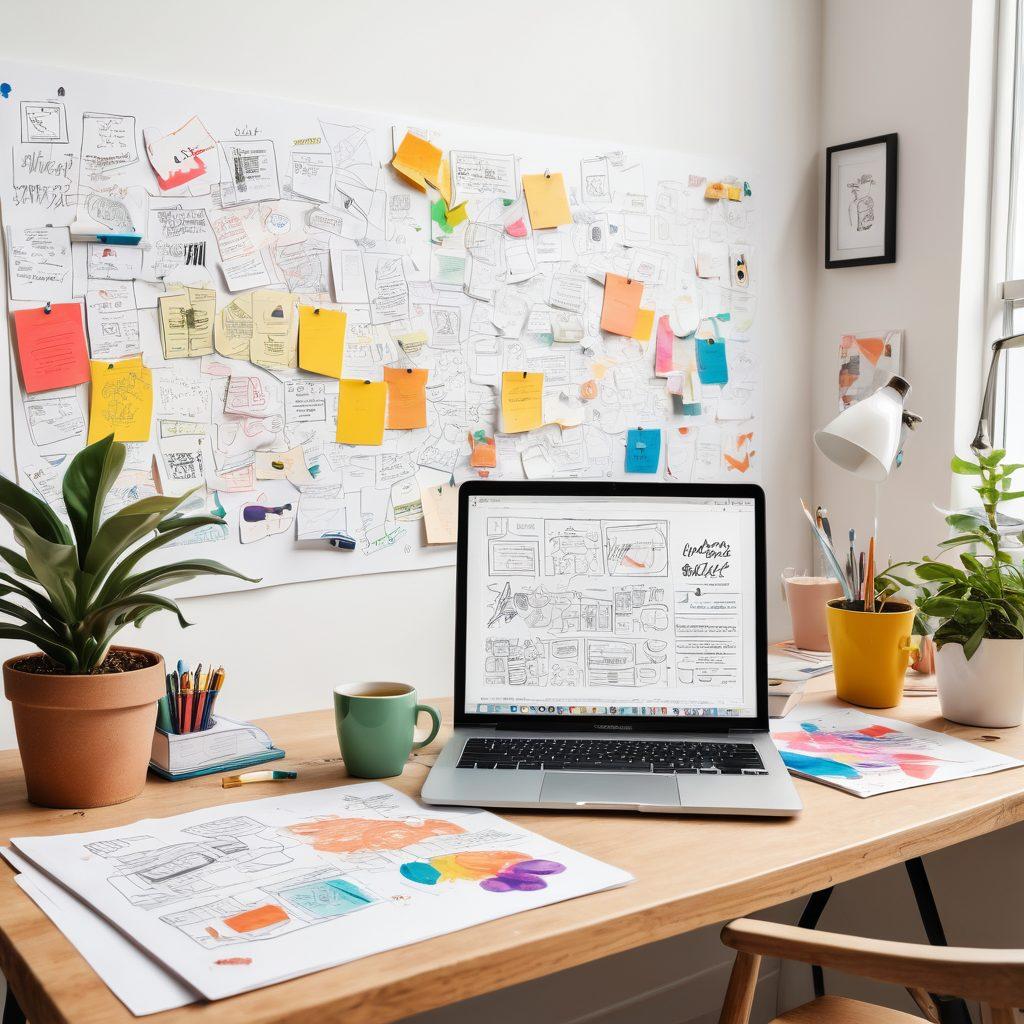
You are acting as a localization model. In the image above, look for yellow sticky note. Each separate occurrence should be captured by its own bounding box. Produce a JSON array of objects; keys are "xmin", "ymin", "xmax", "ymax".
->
[
  {"xmin": 299, "ymin": 306, "xmax": 346, "ymax": 379},
  {"xmin": 501, "ymin": 371, "xmax": 544, "ymax": 433},
  {"xmin": 523, "ymin": 172, "xmax": 572, "ymax": 229},
  {"xmin": 446, "ymin": 201, "xmax": 468, "ymax": 227},
  {"xmin": 435, "ymin": 156, "xmax": 452, "ymax": 205},
  {"xmin": 383, "ymin": 366, "xmax": 428, "ymax": 429},
  {"xmin": 631, "ymin": 308, "xmax": 655, "ymax": 342},
  {"xmin": 337, "ymin": 379, "xmax": 387, "ymax": 445},
  {"xmin": 392, "ymin": 132, "xmax": 443, "ymax": 192},
  {"xmin": 420, "ymin": 481, "xmax": 459, "ymax": 544},
  {"xmin": 88, "ymin": 355, "xmax": 152, "ymax": 443}
]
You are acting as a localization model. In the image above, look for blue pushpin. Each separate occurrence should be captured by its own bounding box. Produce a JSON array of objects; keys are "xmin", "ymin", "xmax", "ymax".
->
[{"xmin": 0, "ymin": 84, "xmax": 11, "ymax": 100}]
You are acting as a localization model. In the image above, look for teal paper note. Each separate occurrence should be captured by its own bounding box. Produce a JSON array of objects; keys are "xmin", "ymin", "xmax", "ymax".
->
[{"xmin": 625, "ymin": 428, "xmax": 661, "ymax": 473}]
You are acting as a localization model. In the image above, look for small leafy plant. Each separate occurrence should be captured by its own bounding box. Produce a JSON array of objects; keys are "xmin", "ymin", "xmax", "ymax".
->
[
  {"xmin": 0, "ymin": 435, "xmax": 257, "ymax": 674},
  {"xmin": 875, "ymin": 449, "xmax": 1024, "ymax": 659}
]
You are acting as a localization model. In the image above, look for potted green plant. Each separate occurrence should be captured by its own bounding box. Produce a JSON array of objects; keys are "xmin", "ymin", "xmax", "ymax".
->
[
  {"xmin": 875, "ymin": 449, "xmax": 1024, "ymax": 727},
  {"xmin": 1, "ymin": 435, "xmax": 256, "ymax": 808}
]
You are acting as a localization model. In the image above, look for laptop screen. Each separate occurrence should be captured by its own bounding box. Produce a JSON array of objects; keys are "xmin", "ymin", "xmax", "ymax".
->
[{"xmin": 462, "ymin": 491, "xmax": 760, "ymax": 721}]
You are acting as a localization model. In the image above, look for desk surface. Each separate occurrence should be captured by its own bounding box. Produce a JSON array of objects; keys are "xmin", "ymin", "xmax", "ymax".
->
[{"xmin": 1, "ymin": 681, "xmax": 1023, "ymax": 1024}]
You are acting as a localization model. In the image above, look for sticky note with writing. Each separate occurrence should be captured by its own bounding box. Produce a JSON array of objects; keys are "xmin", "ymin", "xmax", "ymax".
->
[
  {"xmin": 13, "ymin": 303, "xmax": 90, "ymax": 394},
  {"xmin": 501, "ymin": 371, "xmax": 544, "ymax": 433},
  {"xmin": 600, "ymin": 274, "xmax": 643, "ymax": 336},
  {"xmin": 383, "ymin": 366, "xmax": 428, "ymax": 429},
  {"xmin": 88, "ymin": 355, "xmax": 152, "ymax": 443},
  {"xmin": 696, "ymin": 336, "xmax": 729, "ymax": 386},
  {"xmin": 625, "ymin": 428, "xmax": 661, "ymax": 473}
]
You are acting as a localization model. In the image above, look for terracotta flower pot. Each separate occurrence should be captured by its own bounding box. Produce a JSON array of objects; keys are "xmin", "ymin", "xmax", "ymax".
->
[{"xmin": 3, "ymin": 646, "xmax": 165, "ymax": 808}]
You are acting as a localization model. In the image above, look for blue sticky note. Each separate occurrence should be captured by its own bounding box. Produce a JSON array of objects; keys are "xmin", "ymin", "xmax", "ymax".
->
[
  {"xmin": 696, "ymin": 336, "xmax": 729, "ymax": 385},
  {"xmin": 625, "ymin": 428, "xmax": 661, "ymax": 473}
]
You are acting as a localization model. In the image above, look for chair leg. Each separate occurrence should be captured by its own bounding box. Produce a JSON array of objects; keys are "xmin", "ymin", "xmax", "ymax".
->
[{"xmin": 719, "ymin": 951, "xmax": 762, "ymax": 1024}]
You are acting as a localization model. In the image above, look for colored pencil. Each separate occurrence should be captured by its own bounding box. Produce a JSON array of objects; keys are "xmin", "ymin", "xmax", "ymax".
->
[{"xmin": 864, "ymin": 536, "xmax": 876, "ymax": 612}]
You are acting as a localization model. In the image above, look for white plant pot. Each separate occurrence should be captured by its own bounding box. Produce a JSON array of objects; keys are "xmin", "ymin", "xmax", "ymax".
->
[{"xmin": 935, "ymin": 638, "xmax": 1024, "ymax": 728}]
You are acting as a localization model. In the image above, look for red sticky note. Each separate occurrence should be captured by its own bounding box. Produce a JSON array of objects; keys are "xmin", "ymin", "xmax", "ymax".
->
[
  {"xmin": 600, "ymin": 274, "xmax": 644, "ymax": 336},
  {"xmin": 13, "ymin": 303, "xmax": 90, "ymax": 394}
]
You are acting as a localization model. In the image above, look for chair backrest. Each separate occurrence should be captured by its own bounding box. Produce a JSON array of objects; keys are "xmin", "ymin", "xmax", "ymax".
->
[{"xmin": 720, "ymin": 918, "xmax": 1024, "ymax": 1017}]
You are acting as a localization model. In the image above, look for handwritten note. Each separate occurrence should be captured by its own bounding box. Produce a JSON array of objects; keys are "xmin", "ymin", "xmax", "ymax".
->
[
  {"xmin": 383, "ymin": 366, "xmax": 428, "ymax": 429},
  {"xmin": 298, "ymin": 306, "xmax": 346, "ymax": 378},
  {"xmin": 600, "ymin": 274, "xmax": 643, "ymax": 336},
  {"xmin": 6, "ymin": 226, "xmax": 73, "ymax": 302},
  {"xmin": 13, "ymin": 304, "xmax": 90, "ymax": 394},
  {"xmin": 251, "ymin": 290, "xmax": 299, "ymax": 369},
  {"xmin": 696, "ymin": 335, "xmax": 729, "ymax": 385},
  {"xmin": 501, "ymin": 371, "xmax": 544, "ymax": 433},
  {"xmin": 420, "ymin": 480, "xmax": 459, "ymax": 544},
  {"xmin": 522, "ymin": 172, "xmax": 572, "ymax": 229},
  {"xmin": 625, "ymin": 428, "xmax": 661, "ymax": 473},
  {"xmin": 88, "ymin": 356, "xmax": 152, "ymax": 443},
  {"xmin": 336, "ymin": 379, "xmax": 387, "ymax": 445}
]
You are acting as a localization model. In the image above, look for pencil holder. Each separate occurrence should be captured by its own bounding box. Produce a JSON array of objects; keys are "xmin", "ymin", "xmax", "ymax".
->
[{"xmin": 826, "ymin": 598, "xmax": 916, "ymax": 709}]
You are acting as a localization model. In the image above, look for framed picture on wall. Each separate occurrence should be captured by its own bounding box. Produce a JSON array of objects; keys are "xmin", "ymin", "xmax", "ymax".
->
[{"xmin": 825, "ymin": 133, "xmax": 897, "ymax": 268}]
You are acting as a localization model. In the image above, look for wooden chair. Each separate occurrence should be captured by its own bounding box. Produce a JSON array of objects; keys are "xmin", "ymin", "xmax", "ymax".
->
[{"xmin": 718, "ymin": 917, "xmax": 1024, "ymax": 1024}]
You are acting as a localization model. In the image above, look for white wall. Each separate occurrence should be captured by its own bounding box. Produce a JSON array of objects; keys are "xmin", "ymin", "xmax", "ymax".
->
[
  {"xmin": 811, "ymin": 0, "xmax": 978, "ymax": 567},
  {"xmin": 0, "ymin": 0, "xmax": 822, "ymax": 749}
]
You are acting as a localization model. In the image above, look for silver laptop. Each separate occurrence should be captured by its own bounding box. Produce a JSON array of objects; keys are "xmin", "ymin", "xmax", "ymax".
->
[{"xmin": 421, "ymin": 481, "xmax": 801, "ymax": 816}]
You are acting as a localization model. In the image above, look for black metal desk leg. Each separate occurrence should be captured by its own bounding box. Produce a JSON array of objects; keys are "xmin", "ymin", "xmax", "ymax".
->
[
  {"xmin": 2, "ymin": 984, "xmax": 26, "ymax": 1024},
  {"xmin": 904, "ymin": 858, "xmax": 972, "ymax": 1024}
]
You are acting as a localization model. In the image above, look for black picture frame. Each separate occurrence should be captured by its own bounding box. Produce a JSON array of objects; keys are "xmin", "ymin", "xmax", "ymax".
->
[{"xmin": 825, "ymin": 133, "xmax": 898, "ymax": 268}]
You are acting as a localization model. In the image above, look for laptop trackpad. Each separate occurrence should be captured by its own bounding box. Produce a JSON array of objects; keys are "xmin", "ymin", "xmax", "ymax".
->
[{"xmin": 541, "ymin": 772, "xmax": 680, "ymax": 808}]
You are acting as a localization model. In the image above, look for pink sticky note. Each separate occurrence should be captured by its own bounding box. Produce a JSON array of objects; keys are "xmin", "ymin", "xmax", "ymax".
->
[
  {"xmin": 655, "ymin": 314, "xmax": 675, "ymax": 376},
  {"xmin": 506, "ymin": 218, "xmax": 528, "ymax": 238}
]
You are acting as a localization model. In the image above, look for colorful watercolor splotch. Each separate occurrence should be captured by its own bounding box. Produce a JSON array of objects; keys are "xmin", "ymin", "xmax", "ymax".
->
[
  {"xmin": 287, "ymin": 815, "xmax": 464, "ymax": 853},
  {"xmin": 775, "ymin": 721, "xmax": 952, "ymax": 780},
  {"xmin": 399, "ymin": 851, "xmax": 566, "ymax": 892}
]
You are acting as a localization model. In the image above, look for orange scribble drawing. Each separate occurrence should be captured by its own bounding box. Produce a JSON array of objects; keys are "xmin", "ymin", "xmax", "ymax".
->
[
  {"xmin": 287, "ymin": 816, "xmax": 464, "ymax": 854},
  {"xmin": 725, "ymin": 450, "xmax": 755, "ymax": 473},
  {"xmin": 223, "ymin": 904, "xmax": 289, "ymax": 934},
  {"xmin": 737, "ymin": 431, "xmax": 754, "ymax": 448},
  {"xmin": 205, "ymin": 926, "xmax": 221, "ymax": 939},
  {"xmin": 214, "ymin": 956, "xmax": 253, "ymax": 966}
]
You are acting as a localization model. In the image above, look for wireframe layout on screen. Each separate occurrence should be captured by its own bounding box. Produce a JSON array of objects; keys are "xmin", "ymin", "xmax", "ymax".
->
[{"xmin": 463, "ymin": 493, "xmax": 759, "ymax": 718}]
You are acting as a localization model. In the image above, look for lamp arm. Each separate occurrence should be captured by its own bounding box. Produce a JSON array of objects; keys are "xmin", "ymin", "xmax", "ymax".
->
[{"xmin": 972, "ymin": 333, "xmax": 1024, "ymax": 452}]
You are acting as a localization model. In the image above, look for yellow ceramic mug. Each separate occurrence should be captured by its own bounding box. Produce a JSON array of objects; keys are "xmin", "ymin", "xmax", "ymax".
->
[{"xmin": 825, "ymin": 598, "xmax": 916, "ymax": 709}]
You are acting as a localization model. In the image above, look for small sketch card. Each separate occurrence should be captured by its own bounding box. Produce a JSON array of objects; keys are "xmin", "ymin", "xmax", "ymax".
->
[
  {"xmin": 771, "ymin": 702, "xmax": 1023, "ymax": 798},
  {"xmin": 11, "ymin": 783, "xmax": 632, "ymax": 1001}
]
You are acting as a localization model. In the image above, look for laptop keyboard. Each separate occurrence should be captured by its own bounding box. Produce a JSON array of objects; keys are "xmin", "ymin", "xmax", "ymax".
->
[{"xmin": 456, "ymin": 737, "xmax": 767, "ymax": 775}]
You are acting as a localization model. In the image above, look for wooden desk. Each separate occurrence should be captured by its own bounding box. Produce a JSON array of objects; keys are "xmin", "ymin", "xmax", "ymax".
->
[{"xmin": 1, "ymin": 683, "xmax": 1023, "ymax": 1024}]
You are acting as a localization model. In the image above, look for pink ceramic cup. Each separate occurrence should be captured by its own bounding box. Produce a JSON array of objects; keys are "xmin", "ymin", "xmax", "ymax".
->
[{"xmin": 784, "ymin": 576, "xmax": 844, "ymax": 651}]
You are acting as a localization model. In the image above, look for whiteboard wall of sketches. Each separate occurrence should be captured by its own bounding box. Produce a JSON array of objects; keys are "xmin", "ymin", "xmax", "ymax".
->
[{"xmin": 1, "ymin": 60, "xmax": 762, "ymax": 599}]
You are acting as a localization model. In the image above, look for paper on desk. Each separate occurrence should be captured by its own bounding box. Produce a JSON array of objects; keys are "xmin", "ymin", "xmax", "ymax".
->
[
  {"xmin": 1, "ymin": 848, "xmax": 198, "ymax": 1016},
  {"xmin": 10, "ymin": 782, "xmax": 632, "ymax": 1002},
  {"xmin": 771, "ymin": 702, "xmax": 1024, "ymax": 797}
]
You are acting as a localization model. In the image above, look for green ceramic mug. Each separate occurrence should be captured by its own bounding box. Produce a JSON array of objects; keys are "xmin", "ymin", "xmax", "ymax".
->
[{"xmin": 333, "ymin": 682, "xmax": 441, "ymax": 779}]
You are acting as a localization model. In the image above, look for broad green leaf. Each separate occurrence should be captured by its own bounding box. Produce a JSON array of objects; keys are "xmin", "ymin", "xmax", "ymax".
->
[
  {"xmin": 11, "ymin": 526, "xmax": 79, "ymax": 622},
  {"xmin": 0, "ymin": 474, "xmax": 71, "ymax": 545},
  {"xmin": 0, "ymin": 625, "xmax": 77, "ymax": 670},
  {"xmin": 61, "ymin": 435, "xmax": 125, "ymax": 566},
  {"xmin": 915, "ymin": 562, "xmax": 966, "ymax": 582},
  {"xmin": 0, "ymin": 545, "xmax": 35, "ymax": 581},
  {"xmin": 963, "ymin": 620, "xmax": 987, "ymax": 659},
  {"xmin": 96, "ymin": 515, "xmax": 235, "ymax": 603},
  {"xmin": 951, "ymin": 455, "xmax": 983, "ymax": 475},
  {"xmin": 80, "ymin": 593, "xmax": 192, "ymax": 636},
  {"xmin": 83, "ymin": 492, "xmax": 194, "ymax": 579},
  {"xmin": 0, "ymin": 574, "xmax": 65, "ymax": 633},
  {"xmin": 112, "ymin": 559, "xmax": 259, "ymax": 600}
]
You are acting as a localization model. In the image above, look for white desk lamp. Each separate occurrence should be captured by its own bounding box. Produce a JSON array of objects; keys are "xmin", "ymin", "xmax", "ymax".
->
[{"xmin": 814, "ymin": 375, "xmax": 920, "ymax": 480}]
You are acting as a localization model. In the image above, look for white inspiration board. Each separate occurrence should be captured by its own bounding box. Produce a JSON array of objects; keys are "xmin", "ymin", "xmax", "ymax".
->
[{"xmin": 0, "ymin": 60, "xmax": 761, "ymax": 599}]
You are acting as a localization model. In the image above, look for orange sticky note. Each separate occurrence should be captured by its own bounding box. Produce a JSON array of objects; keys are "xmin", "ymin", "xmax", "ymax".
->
[
  {"xmin": 523, "ymin": 172, "xmax": 572, "ymax": 229},
  {"xmin": 392, "ymin": 132, "xmax": 443, "ymax": 192},
  {"xmin": 469, "ymin": 433, "xmax": 497, "ymax": 468},
  {"xmin": 298, "ymin": 306, "xmax": 346, "ymax": 378},
  {"xmin": 501, "ymin": 371, "xmax": 544, "ymax": 433},
  {"xmin": 337, "ymin": 379, "xmax": 387, "ymax": 445},
  {"xmin": 384, "ymin": 366, "xmax": 428, "ymax": 429},
  {"xmin": 631, "ymin": 308, "xmax": 655, "ymax": 342},
  {"xmin": 600, "ymin": 274, "xmax": 644, "ymax": 336},
  {"xmin": 13, "ymin": 303, "xmax": 90, "ymax": 394}
]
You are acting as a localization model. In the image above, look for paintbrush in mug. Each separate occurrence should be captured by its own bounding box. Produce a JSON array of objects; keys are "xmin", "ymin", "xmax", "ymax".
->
[{"xmin": 800, "ymin": 500, "xmax": 853, "ymax": 600}]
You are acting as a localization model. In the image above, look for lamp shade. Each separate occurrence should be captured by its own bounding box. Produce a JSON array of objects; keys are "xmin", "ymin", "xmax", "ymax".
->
[{"xmin": 814, "ymin": 376, "xmax": 910, "ymax": 482}]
